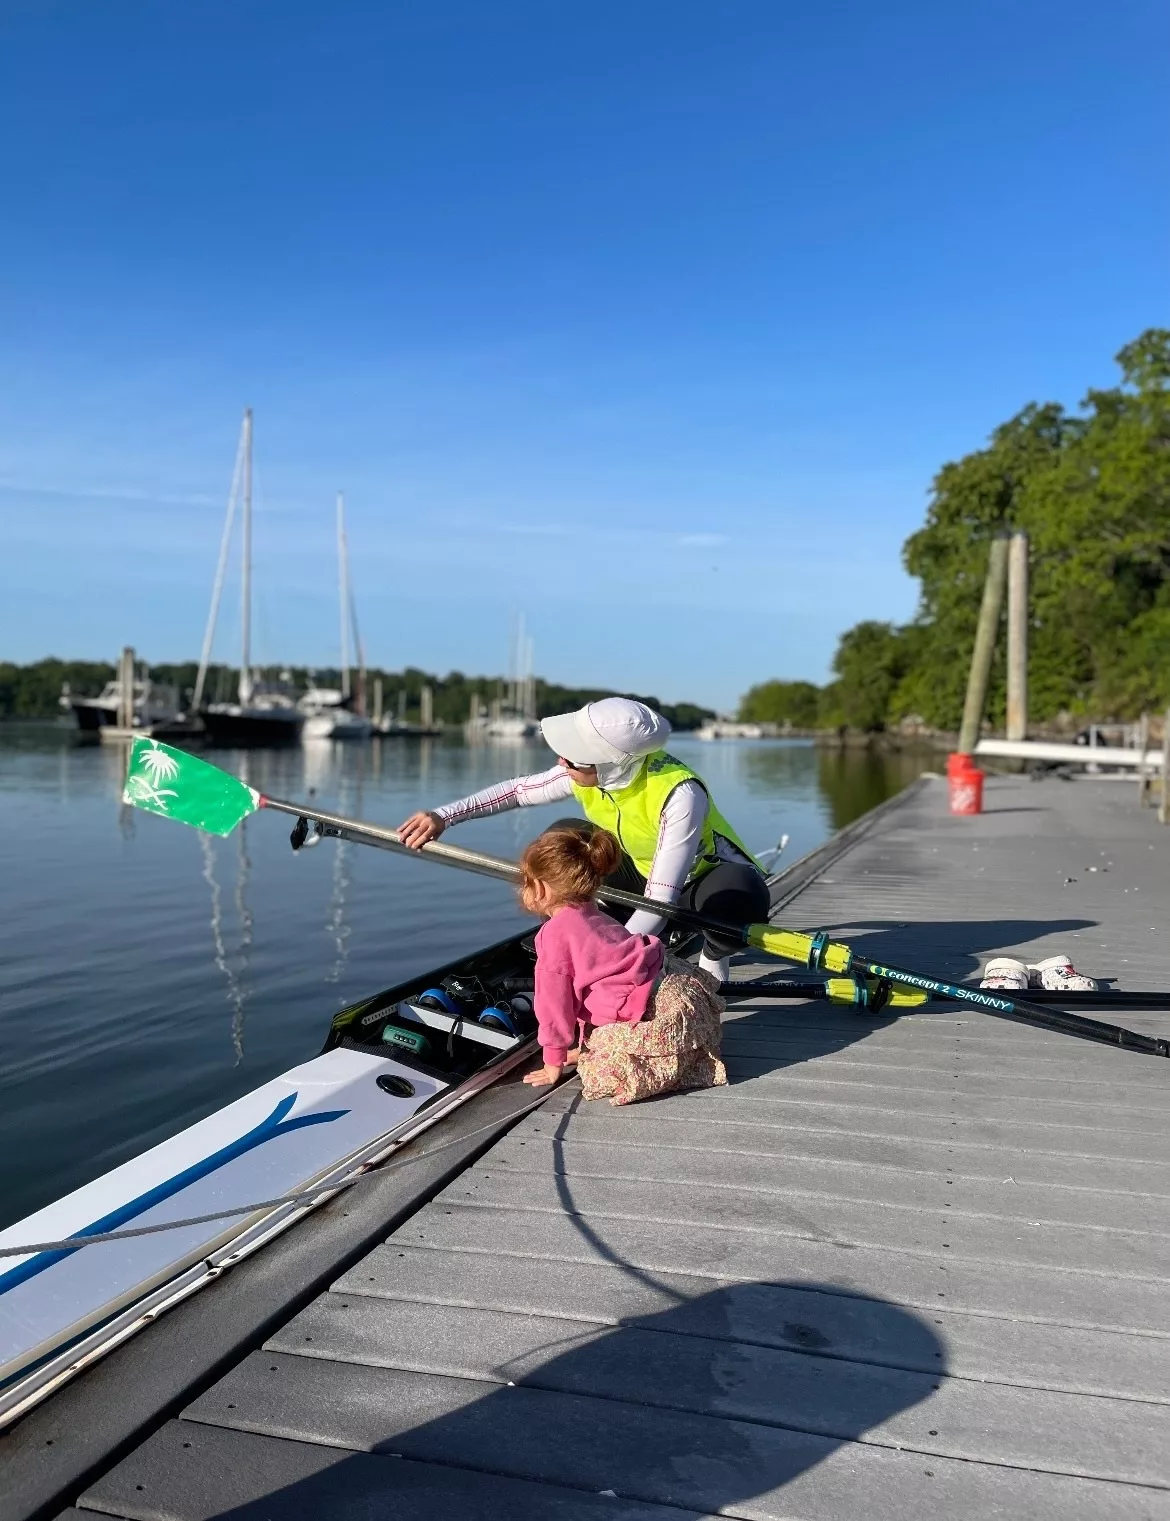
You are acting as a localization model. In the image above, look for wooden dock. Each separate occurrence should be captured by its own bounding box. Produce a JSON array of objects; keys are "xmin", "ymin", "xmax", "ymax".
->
[{"xmin": 48, "ymin": 775, "xmax": 1170, "ymax": 1517}]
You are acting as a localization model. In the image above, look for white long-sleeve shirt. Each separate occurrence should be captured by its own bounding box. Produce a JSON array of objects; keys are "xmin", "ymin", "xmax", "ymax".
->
[{"xmin": 435, "ymin": 765, "xmax": 725, "ymax": 936}]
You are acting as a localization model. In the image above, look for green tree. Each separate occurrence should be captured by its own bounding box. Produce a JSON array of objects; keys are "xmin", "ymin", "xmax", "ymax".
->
[
  {"xmin": 738, "ymin": 680, "xmax": 821, "ymax": 727},
  {"xmin": 885, "ymin": 327, "xmax": 1170, "ymax": 729},
  {"xmin": 830, "ymin": 622, "xmax": 914, "ymax": 732}
]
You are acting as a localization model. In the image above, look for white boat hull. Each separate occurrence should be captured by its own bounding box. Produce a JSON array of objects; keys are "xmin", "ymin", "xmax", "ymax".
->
[
  {"xmin": 0, "ymin": 1048, "xmax": 446, "ymax": 1424},
  {"xmin": 303, "ymin": 711, "xmax": 375, "ymax": 740}
]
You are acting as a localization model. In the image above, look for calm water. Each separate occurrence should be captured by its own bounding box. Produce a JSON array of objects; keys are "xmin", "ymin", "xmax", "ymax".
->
[{"xmin": 0, "ymin": 727, "xmax": 933, "ymax": 1226}]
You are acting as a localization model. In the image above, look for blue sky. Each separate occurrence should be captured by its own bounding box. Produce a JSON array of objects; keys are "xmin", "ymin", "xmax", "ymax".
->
[{"xmin": 1, "ymin": 0, "xmax": 1165, "ymax": 711}]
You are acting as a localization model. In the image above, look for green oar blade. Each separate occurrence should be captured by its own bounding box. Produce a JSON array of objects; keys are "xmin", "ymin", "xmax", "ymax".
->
[{"xmin": 122, "ymin": 738, "xmax": 260, "ymax": 836}]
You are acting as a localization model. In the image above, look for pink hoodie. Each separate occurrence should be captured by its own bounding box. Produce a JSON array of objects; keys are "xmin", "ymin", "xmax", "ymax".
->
[{"xmin": 533, "ymin": 901, "xmax": 665, "ymax": 1066}]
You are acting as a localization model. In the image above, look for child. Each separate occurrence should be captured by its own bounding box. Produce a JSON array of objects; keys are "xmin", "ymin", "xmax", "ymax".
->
[{"xmin": 519, "ymin": 825, "xmax": 727, "ymax": 1106}]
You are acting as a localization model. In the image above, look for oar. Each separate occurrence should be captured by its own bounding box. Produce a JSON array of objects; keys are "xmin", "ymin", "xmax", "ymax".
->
[
  {"xmin": 724, "ymin": 974, "xmax": 1170, "ymax": 1010},
  {"xmin": 122, "ymin": 740, "xmax": 1170, "ymax": 1058}
]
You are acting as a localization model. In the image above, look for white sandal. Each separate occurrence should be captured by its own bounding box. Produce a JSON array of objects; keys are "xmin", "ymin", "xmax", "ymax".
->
[
  {"xmin": 979, "ymin": 957, "xmax": 1030, "ymax": 990},
  {"xmin": 1029, "ymin": 954, "xmax": 1098, "ymax": 992}
]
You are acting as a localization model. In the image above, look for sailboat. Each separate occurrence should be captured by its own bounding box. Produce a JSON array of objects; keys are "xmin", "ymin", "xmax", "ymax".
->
[
  {"xmin": 299, "ymin": 493, "xmax": 374, "ymax": 740},
  {"xmin": 197, "ymin": 410, "xmax": 304, "ymax": 747},
  {"xmin": 482, "ymin": 613, "xmax": 539, "ymax": 739}
]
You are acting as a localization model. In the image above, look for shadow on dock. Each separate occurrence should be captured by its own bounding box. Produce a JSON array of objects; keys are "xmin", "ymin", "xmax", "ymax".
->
[{"xmin": 192, "ymin": 1280, "xmax": 947, "ymax": 1519}]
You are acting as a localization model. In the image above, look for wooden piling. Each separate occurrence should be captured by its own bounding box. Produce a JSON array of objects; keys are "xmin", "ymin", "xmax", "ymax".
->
[
  {"xmin": 117, "ymin": 647, "xmax": 135, "ymax": 731},
  {"xmin": 957, "ymin": 534, "xmax": 1010, "ymax": 756},
  {"xmin": 1006, "ymin": 531, "xmax": 1028, "ymax": 741},
  {"xmin": 1137, "ymin": 713, "xmax": 1151, "ymax": 805}
]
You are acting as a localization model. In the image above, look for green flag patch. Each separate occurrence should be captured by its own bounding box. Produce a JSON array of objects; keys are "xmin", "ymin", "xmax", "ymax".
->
[{"xmin": 122, "ymin": 738, "xmax": 260, "ymax": 836}]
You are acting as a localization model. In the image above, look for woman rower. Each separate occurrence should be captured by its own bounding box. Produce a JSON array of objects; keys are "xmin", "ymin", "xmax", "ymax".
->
[{"xmin": 397, "ymin": 696, "xmax": 771, "ymax": 981}]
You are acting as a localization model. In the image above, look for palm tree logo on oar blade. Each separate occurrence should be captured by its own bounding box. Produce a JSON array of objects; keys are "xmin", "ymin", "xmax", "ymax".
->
[
  {"xmin": 124, "ymin": 740, "xmax": 181, "ymax": 811},
  {"xmin": 141, "ymin": 740, "xmax": 180, "ymax": 783},
  {"xmin": 122, "ymin": 738, "xmax": 261, "ymax": 835}
]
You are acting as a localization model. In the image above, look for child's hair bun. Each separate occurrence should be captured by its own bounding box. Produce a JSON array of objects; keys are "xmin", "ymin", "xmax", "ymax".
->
[
  {"xmin": 587, "ymin": 828, "xmax": 621, "ymax": 877},
  {"xmin": 518, "ymin": 825, "xmax": 622, "ymax": 912}
]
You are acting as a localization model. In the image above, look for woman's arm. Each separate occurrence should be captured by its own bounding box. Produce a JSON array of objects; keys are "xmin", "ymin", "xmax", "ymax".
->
[
  {"xmin": 399, "ymin": 766, "xmax": 573, "ymax": 847},
  {"xmin": 435, "ymin": 766, "xmax": 574, "ymax": 825},
  {"xmin": 623, "ymin": 779, "xmax": 709, "ymax": 937}
]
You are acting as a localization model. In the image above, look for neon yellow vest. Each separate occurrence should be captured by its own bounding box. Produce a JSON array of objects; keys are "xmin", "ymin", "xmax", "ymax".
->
[{"xmin": 570, "ymin": 751, "xmax": 760, "ymax": 883}]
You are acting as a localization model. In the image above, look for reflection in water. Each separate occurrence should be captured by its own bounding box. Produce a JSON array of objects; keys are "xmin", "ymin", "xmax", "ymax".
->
[
  {"xmin": 199, "ymin": 829, "xmax": 249, "ymax": 1064},
  {"xmin": 324, "ymin": 745, "xmax": 366, "ymax": 989},
  {"xmin": 816, "ymin": 746, "xmax": 938, "ymax": 832},
  {"xmin": 117, "ymin": 800, "xmax": 136, "ymax": 841},
  {"xmin": 232, "ymin": 824, "xmax": 253, "ymax": 1058},
  {"xmin": 325, "ymin": 833, "xmax": 352, "ymax": 988},
  {"xmin": 326, "ymin": 761, "xmax": 352, "ymax": 990}
]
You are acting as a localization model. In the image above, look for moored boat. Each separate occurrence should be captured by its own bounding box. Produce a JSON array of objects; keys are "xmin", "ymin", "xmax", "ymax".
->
[
  {"xmin": 201, "ymin": 692, "xmax": 304, "ymax": 746},
  {"xmin": 297, "ymin": 495, "xmax": 375, "ymax": 740},
  {"xmin": 193, "ymin": 410, "xmax": 305, "ymax": 747},
  {"xmin": 299, "ymin": 691, "xmax": 375, "ymax": 740},
  {"xmin": 61, "ymin": 674, "xmax": 182, "ymax": 735}
]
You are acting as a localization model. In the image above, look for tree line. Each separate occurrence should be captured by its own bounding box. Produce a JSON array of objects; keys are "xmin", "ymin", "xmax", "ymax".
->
[
  {"xmin": 741, "ymin": 329, "xmax": 1170, "ymax": 732},
  {"xmin": 0, "ymin": 657, "xmax": 713, "ymax": 732}
]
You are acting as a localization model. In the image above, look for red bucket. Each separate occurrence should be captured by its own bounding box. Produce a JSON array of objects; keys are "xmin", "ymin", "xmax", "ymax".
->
[{"xmin": 947, "ymin": 753, "xmax": 983, "ymax": 815}]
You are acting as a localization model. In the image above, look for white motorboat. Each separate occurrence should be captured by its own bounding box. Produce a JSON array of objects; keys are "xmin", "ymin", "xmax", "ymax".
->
[
  {"xmin": 301, "ymin": 695, "xmax": 375, "ymax": 741},
  {"xmin": 697, "ymin": 720, "xmax": 764, "ymax": 741},
  {"xmin": 61, "ymin": 673, "xmax": 182, "ymax": 735}
]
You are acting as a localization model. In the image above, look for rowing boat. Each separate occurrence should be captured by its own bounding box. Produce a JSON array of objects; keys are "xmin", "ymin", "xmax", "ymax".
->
[{"xmin": 0, "ymin": 928, "xmax": 540, "ymax": 1429}]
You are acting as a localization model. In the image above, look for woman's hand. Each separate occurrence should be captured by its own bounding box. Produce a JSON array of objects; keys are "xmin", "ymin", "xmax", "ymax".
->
[
  {"xmin": 398, "ymin": 810, "xmax": 445, "ymax": 850},
  {"xmin": 523, "ymin": 1062, "xmax": 564, "ymax": 1087}
]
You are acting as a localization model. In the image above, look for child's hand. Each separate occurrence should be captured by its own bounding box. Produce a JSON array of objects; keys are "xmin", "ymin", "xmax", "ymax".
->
[{"xmin": 524, "ymin": 1062, "xmax": 563, "ymax": 1087}]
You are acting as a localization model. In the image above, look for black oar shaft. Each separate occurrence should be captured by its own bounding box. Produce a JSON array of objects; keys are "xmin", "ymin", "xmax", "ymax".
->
[
  {"xmin": 725, "ymin": 976, "xmax": 1170, "ymax": 1009},
  {"xmin": 263, "ymin": 795, "xmax": 1168, "ymax": 1059},
  {"xmin": 858, "ymin": 958, "xmax": 1168, "ymax": 1057}
]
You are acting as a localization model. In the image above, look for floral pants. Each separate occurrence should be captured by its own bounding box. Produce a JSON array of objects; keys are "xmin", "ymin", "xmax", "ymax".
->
[{"xmin": 576, "ymin": 955, "xmax": 728, "ymax": 1107}]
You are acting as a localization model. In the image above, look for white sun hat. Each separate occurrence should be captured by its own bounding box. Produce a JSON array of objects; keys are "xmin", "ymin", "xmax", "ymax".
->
[{"xmin": 540, "ymin": 697, "xmax": 672, "ymax": 766}]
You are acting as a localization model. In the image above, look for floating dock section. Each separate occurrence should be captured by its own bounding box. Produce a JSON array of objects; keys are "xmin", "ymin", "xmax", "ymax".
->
[{"xmin": 13, "ymin": 773, "xmax": 1170, "ymax": 1518}]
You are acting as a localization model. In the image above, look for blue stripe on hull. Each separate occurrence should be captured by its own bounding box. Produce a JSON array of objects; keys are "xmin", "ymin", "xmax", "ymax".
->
[{"xmin": 0, "ymin": 1094, "xmax": 347, "ymax": 1297}]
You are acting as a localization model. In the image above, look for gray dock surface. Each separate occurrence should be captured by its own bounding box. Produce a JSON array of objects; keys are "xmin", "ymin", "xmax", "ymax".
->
[{"xmin": 67, "ymin": 774, "xmax": 1170, "ymax": 1519}]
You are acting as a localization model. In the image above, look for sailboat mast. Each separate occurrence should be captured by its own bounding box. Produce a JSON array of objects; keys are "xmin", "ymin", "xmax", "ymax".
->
[
  {"xmin": 192, "ymin": 416, "xmax": 246, "ymax": 713},
  {"xmin": 337, "ymin": 492, "xmax": 351, "ymax": 702},
  {"xmin": 350, "ymin": 594, "xmax": 367, "ymax": 716},
  {"xmin": 239, "ymin": 408, "xmax": 254, "ymax": 705}
]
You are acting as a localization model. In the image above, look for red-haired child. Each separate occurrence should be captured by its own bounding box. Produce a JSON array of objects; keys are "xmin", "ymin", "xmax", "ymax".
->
[{"xmin": 519, "ymin": 826, "xmax": 727, "ymax": 1106}]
